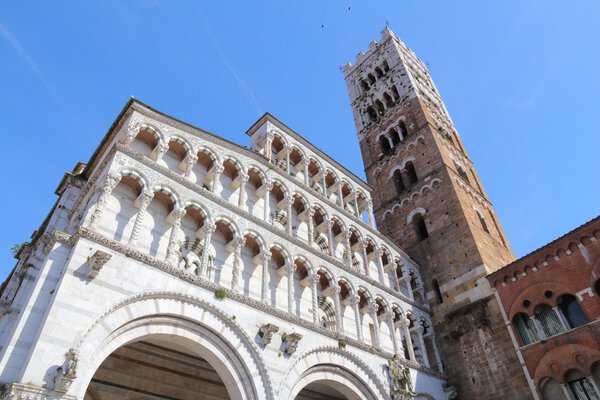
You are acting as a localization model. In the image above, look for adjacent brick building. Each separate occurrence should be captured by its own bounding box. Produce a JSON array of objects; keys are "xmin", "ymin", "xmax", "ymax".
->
[{"xmin": 488, "ymin": 216, "xmax": 600, "ymax": 399}]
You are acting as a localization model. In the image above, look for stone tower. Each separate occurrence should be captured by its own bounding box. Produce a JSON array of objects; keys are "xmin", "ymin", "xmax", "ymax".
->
[{"xmin": 343, "ymin": 27, "xmax": 533, "ymax": 399}]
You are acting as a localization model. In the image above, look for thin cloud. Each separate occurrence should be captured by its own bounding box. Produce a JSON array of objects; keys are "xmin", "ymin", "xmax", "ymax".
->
[
  {"xmin": 196, "ymin": 8, "xmax": 263, "ymax": 116},
  {"xmin": 0, "ymin": 22, "xmax": 59, "ymax": 101}
]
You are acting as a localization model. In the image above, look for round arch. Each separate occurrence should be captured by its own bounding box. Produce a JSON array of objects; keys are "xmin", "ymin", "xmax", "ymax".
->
[
  {"xmin": 72, "ymin": 291, "xmax": 274, "ymax": 400},
  {"xmin": 279, "ymin": 347, "xmax": 386, "ymax": 400}
]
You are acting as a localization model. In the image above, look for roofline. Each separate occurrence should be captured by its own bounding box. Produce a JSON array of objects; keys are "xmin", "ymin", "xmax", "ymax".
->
[
  {"xmin": 488, "ymin": 214, "xmax": 600, "ymax": 280},
  {"xmin": 246, "ymin": 112, "xmax": 373, "ymax": 193}
]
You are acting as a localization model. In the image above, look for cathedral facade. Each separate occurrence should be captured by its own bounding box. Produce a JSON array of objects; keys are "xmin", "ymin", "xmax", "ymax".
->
[{"xmin": 0, "ymin": 27, "xmax": 544, "ymax": 399}]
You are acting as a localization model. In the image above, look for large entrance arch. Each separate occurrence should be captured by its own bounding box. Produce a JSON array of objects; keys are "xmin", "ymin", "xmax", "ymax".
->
[
  {"xmin": 293, "ymin": 364, "xmax": 374, "ymax": 400},
  {"xmin": 85, "ymin": 337, "xmax": 229, "ymax": 399},
  {"xmin": 71, "ymin": 291, "xmax": 273, "ymax": 400},
  {"xmin": 279, "ymin": 347, "xmax": 386, "ymax": 400}
]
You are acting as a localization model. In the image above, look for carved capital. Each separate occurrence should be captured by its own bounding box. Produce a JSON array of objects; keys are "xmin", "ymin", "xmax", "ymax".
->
[
  {"xmin": 286, "ymin": 263, "xmax": 297, "ymax": 274},
  {"xmin": 348, "ymin": 294, "xmax": 361, "ymax": 305},
  {"xmin": 261, "ymin": 250, "xmax": 272, "ymax": 263}
]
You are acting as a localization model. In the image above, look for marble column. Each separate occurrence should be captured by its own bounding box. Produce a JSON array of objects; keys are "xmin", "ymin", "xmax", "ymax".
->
[
  {"xmin": 211, "ymin": 164, "xmax": 224, "ymax": 194},
  {"xmin": 310, "ymin": 273, "xmax": 320, "ymax": 324},
  {"xmin": 89, "ymin": 173, "xmax": 122, "ymax": 229},
  {"xmin": 402, "ymin": 319, "xmax": 416, "ymax": 362},
  {"xmin": 350, "ymin": 294, "xmax": 363, "ymax": 341},
  {"xmin": 165, "ymin": 206, "xmax": 186, "ymax": 264},
  {"xmin": 333, "ymin": 286, "xmax": 343, "ymax": 333},
  {"xmin": 237, "ymin": 173, "xmax": 249, "ymax": 210},
  {"xmin": 231, "ymin": 236, "xmax": 244, "ymax": 292},
  {"xmin": 261, "ymin": 250, "xmax": 272, "ymax": 303},
  {"xmin": 287, "ymin": 263, "xmax": 297, "ymax": 314},
  {"xmin": 128, "ymin": 190, "xmax": 154, "ymax": 246},
  {"xmin": 366, "ymin": 199, "xmax": 375, "ymax": 228},
  {"xmin": 369, "ymin": 304, "xmax": 381, "ymax": 348},
  {"xmin": 153, "ymin": 140, "xmax": 169, "ymax": 163},
  {"xmin": 286, "ymin": 196, "xmax": 293, "ymax": 235},
  {"xmin": 184, "ymin": 154, "xmax": 198, "ymax": 179},
  {"xmin": 200, "ymin": 224, "xmax": 216, "ymax": 279}
]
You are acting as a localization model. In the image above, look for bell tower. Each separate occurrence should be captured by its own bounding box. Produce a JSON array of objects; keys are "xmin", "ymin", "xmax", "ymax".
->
[{"xmin": 343, "ymin": 27, "xmax": 532, "ymax": 399}]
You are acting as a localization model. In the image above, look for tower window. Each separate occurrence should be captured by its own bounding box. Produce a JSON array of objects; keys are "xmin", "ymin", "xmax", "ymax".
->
[
  {"xmin": 393, "ymin": 170, "xmax": 405, "ymax": 194},
  {"xmin": 382, "ymin": 60, "xmax": 390, "ymax": 72},
  {"xmin": 433, "ymin": 280, "xmax": 443, "ymax": 304},
  {"xmin": 383, "ymin": 92, "xmax": 394, "ymax": 108},
  {"xmin": 455, "ymin": 163, "xmax": 470, "ymax": 183},
  {"xmin": 375, "ymin": 100, "xmax": 385, "ymax": 114},
  {"xmin": 390, "ymin": 128, "xmax": 401, "ymax": 146},
  {"xmin": 404, "ymin": 161, "xmax": 418, "ymax": 186},
  {"xmin": 476, "ymin": 210, "xmax": 490, "ymax": 234},
  {"xmin": 360, "ymin": 79, "xmax": 369, "ymax": 92},
  {"xmin": 379, "ymin": 135, "xmax": 391, "ymax": 153},
  {"xmin": 398, "ymin": 121, "xmax": 407, "ymax": 139},
  {"xmin": 366, "ymin": 106, "xmax": 378, "ymax": 122},
  {"xmin": 412, "ymin": 213, "xmax": 429, "ymax": 241},
  {"xmin": 375, "ymin": 66, "xmax": 384, "ymax": 78},
  {"xmin": 391, "ymin": 85, "xmax": 400, "ymax": 101},
  {"xmin": 368, "ymin": 73, "xmax": 376, "ymax": 84}
]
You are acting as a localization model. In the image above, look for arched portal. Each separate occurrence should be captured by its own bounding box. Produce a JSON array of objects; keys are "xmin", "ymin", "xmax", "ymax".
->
[
  {"xmin": 73, "ymin": 292, "xmax": 273, "ymax": 400},
  {"xmin": 279, "ymin": 347, "xmax": 385, "ymax": 400},
  {"xmin": 85, "ymin": 335, "xmax": 230, "ymax": 400}
]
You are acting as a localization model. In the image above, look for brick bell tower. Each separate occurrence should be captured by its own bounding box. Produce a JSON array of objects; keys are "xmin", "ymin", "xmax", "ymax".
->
[{"xmin": 343, "ymin": 27, "xmax": 532, "ymax": 399}]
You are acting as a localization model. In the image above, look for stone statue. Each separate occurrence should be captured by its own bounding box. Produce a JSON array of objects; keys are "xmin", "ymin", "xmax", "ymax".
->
[
  {"xmin": 54, "ymin": 348, "xmax": 78, "ymax": 393},
  {"xmin": 388, "ymin": 354, "xmax": 414, "ymax": 396},
  {"xmin": 259, "ymin": 323, "xmax": 279, "ymax": 346},
  {"xmin": 285, "ymin": 333, "xmax": 303, "ymax": 355},
  {"xmin": 443, "ymin": 383, "xmax": 458, "ymax": 399}
]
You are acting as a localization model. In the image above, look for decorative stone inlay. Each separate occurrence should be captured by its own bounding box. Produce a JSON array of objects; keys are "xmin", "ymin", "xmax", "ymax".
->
[
  {"xmin": 87, "ymin": 250, "xmax": 112, "ymax": 279},
  {"xmin": 259, "ymin": 323, "xmax": 279, "ymax": 346}
]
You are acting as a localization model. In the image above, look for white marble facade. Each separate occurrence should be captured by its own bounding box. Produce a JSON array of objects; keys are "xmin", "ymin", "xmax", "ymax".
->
[{"xmin": 0, "ymin": 100, "xmax": 451, "ymax": 400}]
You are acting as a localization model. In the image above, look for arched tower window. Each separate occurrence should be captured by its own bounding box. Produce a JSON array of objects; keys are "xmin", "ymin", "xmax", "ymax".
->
[
  {"xmin": 455, "ymin": 162, "xmax": 470, "ymax": 183},
  {"xmin": 360, "ymin": 79, "xmax": 369, "ymax": 91},
  {"xmin": 512, "ymin": 313, "xmax": 538, "ymax": 346},
  {"xmin": 404, "ymin": 161, "xmax": 418, "ymax": 186},
  {"xmin": 412, "ymin": 213, "xmax": 429, "ymax": 241},
  {"xmin": 557, "ymin": 294, "xmax": 589, "ymax": 329},
  {"xmin": 389, "ymin": 128, "xmax": 401, "ymax": 146},
  {"xmin": 383, "ymin": 92, "xmax": 394, "ymax": 108},
  {"xmin": 398, "ymin": 121, "xmax": 408, "ymax": 140},
  {"xmin": 379, "ymin": 135, "xmax": 391, "ymax": 153},
  {"xmin": 366, "ymin": 106, "xmax": 377, "ymax": 122},
  {"xmin": 393, "ymin": 170, "xmax": 405, "ymax": 194},
  {"xmin": 391, "ymin": 85, "xmax": 400, "ymax": 101},
  {"xmin": 368, "ymin": 73, "xmax": 376, "ymax": 84}
]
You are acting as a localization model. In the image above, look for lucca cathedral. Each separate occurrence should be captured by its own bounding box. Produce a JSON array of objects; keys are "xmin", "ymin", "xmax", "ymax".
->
[{"xmin": 1, "ymin": 26, "xmax": 598, "ymax": 400}]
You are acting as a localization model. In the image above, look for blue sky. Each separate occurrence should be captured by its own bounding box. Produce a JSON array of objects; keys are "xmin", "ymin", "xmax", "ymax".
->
[{"xmin": 0, "ymin": 1, "xmax": 598, "ymax": 279}]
